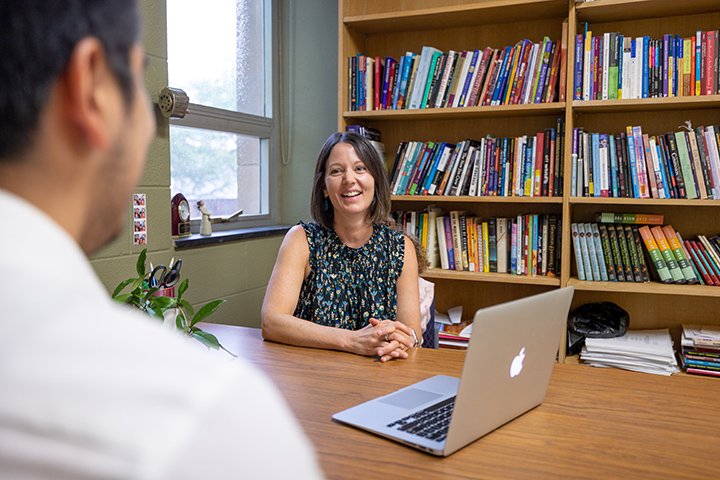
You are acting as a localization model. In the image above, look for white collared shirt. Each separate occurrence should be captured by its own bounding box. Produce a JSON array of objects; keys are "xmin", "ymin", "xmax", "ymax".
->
[{"xmin": 0, "ymin": 190, "xmax": 323, "ymax": 479}]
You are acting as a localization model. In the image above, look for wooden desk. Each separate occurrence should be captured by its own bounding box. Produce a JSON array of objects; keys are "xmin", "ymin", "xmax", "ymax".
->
[{"xmin": 203, "ymin": 324, "xmax": 720, "ymax": 479}]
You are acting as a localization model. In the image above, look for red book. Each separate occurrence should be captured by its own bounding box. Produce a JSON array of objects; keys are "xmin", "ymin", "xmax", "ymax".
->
[
  {"xmin": 480, "ymin": 49, "xmax": 503, "ymax": 106},
  {"xmin": 374, "ymin": 56, "xmax": 383, "ymax": 110},
  {"xmin": 557, "ymin": 19, "xmax": 568, "ymax": 102}
]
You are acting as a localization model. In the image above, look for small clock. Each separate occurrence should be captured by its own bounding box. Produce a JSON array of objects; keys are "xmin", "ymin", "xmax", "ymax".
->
[{"xmin": 171, "ymin": 193, "xmax": 191, "ymax": 237}]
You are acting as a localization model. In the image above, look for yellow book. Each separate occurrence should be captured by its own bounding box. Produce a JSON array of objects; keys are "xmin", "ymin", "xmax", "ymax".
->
[{"xmin": 482, "ymin": 221, "xmax": 490, "ymax": 272}]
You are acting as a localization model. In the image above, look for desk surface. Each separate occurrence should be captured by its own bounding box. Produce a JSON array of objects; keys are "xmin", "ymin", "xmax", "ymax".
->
[{"xmin": 203, "ymin": 324, "xmax": 720, "ymax": 479}]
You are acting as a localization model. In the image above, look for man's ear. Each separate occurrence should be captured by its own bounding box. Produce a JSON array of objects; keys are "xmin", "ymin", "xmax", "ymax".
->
[{"xmin": 61, "ymin": 37, "xmax": 118, "ymax": 150}]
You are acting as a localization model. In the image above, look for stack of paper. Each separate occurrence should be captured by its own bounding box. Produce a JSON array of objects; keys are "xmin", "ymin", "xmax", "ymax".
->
[
  {"xmin": 680, "ymin": 325, "xmax": 720, "ymax": 378},
  {"xmin": 580, "ymin": 329, "xmax": 679, "ymax": 376}
]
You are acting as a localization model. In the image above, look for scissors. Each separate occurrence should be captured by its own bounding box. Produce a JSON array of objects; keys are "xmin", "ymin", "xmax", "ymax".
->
[{"xmin": 148, "ymin": 258, "xmax": 183, "ymax": 288}]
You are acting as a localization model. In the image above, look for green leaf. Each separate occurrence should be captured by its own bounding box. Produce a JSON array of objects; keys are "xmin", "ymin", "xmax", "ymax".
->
[
  {"xmin": 114, "ymin": 293, "xmax": 133, "ymax": 304},
  {"xmin": 130, "ymin": 277, "xmax": 145, "ymax": 293},
  {"xmin": 136, "ymin": 249, "xmax": 147, "ymax": 276},
  {"xmin": 150, "ymin": 296, "xmax": 175, "ymax": 310},
  {"xmin": 143, "ymin": 287, "xmax": 160, "ymax": 302},
  {"xmin": 112, "ymin": 278, "xmax": 136, "ymax": 298},
  {"xmin": 190, "ymin": 299, "xmax": 225, "ymax": 327},
  {"xmin": 179, "ymin": 299, "xmax": 195, "ymax": 317},
  {"xmin": 146, "ymin": 306, "xmax": 163, "ymax": 320},
  {"xmin": 177, "ymin": 279, "xmax": 189, "ymax": 301},
  {"xmin": 176, "ymin": 311, "xmax": 187, "ymax": 330},
  {"xmin": 190, "ymin": 329, "xmax": 221, "ymax": 349}
]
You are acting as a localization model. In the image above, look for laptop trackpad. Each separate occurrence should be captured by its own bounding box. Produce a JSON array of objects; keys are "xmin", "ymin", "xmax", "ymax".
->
[{"xmin": 380, "ymin": 388, "xmax": 442, "ymax": 410}]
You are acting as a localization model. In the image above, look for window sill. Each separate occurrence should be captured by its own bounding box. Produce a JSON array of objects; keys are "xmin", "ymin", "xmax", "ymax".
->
[{"xmin": 174, "ymin": 225, "xmax": 290, "ymax": 250}]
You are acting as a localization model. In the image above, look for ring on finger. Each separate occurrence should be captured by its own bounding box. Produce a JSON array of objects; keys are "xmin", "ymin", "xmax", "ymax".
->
[{"xmin": 384, "ymin": 334, "xmax": 389, "ymax": 342}]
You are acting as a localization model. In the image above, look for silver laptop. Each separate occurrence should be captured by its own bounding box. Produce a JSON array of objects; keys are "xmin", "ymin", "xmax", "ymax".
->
[{"xmin": 332, "ymin": 287, "xmax": 574, "ymax": 456}]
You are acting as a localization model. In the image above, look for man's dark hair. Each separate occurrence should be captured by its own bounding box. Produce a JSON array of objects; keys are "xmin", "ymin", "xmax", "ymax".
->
[
  {"xmin": 310, "ymin": 132, "xmax": 392, "ymax": 229},
  {"xmin": 0, "ymin": 0, "xmax": 140, "ymax": 159}
]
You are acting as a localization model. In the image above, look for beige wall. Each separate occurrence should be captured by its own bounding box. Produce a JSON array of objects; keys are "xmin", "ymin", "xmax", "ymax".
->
[{"xmin": 89, "ymin": 0, "xmax": 337, "ymax": 328}]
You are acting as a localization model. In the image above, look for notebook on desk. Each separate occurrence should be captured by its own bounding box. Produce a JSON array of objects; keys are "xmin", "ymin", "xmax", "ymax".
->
[{"xmin": 332, "ymin": 287, "xmax": 574, "ymax": 456}]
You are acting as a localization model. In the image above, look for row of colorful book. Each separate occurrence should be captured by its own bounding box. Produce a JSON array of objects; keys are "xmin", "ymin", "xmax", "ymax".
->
[
  {"xmin": 573, "ymin": 28, "xmax": 720, "ymax": 101},
  {"xmin": 572, "ymin": 215, "xmax": 720, "ymax": 285},
  {"xmin": 570, "ymin": 124, "xmax": 720, "ymax": 199},
  {"xmin": 680, "ymin": 325, "xmax": 720, "ymax": 378},
  {"xmin": 394, "ymin": 209, "xmax": 561, "ymax": 277},
  {"xmin": 389, "ymin": 118, "xmax": 565, "ymax": 197},
  {"xmin": 348, "ymin": 34, "xmax": 566, "ymax": 112}
]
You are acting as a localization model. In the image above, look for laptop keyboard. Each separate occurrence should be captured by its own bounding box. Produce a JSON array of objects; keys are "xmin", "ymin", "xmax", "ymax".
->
[{"xmin": 386, "ymin": 396, "xmax": 456, "ymax": 441}]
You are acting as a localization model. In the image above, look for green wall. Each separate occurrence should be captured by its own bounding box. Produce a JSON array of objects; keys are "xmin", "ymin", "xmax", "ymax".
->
[{"xmin": 90, "ymin": 0, "xmax": 338, "ymax": 328}]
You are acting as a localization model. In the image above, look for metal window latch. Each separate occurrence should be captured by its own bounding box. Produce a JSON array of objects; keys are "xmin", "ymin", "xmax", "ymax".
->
[{"xmin": 158, "ymin": 87, "xmax": 190, "ymax": 119}]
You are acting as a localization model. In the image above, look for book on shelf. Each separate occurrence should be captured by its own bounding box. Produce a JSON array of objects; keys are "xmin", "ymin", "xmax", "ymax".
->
[
  {"xmin": 386, "ymin": 120, "xmax": 565, "ymax": 198},
  {"xmin": 347, "ymin": 34, "xmax": 565, "ymax": 112},
  {"xmin": 681, "ymin": 325, "xmax": 720, "ymax": 377},
  {"xmin": 397, "ymin": 209, "xmax": 560, "ymax": 277},
  {"xmin": 571, "ymin": 125, "xmax": 720, "ymax": 200},
  {"xmin": 596, "ymin": 212, "xmax": 664, "ymax": 225},
  {"xmin": 574, "ymin": 27, "xmax": 720, "ymax": 100}
]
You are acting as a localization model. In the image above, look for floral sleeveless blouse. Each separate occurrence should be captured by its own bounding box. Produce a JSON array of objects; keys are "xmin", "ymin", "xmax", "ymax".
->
[{"xmin": 294, "ymin": 222, "xmax": 405, "ymax": 330}]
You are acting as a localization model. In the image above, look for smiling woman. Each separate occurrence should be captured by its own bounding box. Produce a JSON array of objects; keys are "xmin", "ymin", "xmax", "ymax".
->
[{"xmin": 261, "ymin": 132, "xmax": 422, "ymax": 363}]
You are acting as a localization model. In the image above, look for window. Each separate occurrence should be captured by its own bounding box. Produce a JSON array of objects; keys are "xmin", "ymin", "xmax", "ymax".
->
[{"xmin": 167, "ymin": 0, "xmax": 278, "ymax": 227}]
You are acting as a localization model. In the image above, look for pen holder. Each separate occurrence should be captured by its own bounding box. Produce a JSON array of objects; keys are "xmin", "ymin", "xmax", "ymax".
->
[{"xmin": 152, "ymin": 286, "xmax": 176, "ymax": 298}]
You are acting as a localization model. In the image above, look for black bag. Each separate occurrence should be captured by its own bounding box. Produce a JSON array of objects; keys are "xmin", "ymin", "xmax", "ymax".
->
[{"xmin": 567, "ymin": 302, "xmax": 629, "ymax": 355}]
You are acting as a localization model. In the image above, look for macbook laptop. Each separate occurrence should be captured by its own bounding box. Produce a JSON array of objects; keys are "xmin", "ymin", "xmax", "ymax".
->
[{"xmin": 332, "ymin": 287, "xmax": 574, "ymax": 456}]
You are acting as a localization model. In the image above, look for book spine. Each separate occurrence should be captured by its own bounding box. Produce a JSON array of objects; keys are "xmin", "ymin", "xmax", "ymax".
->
[
  {"xmin": 638, "ymin": 226, "xmax": 672, "ymax": 283},
  {"xmin": 598, "ymin": 224, "xmax": 617, "ymax": 281},
  {"xmin": 595, "ymin": 212, "xmax": 664, "ymax": 225},
  {"xmin": 607, "ymin": 225, "xmax": 627, "ymax": 281},
  {"xmin": 622, "ymin": 225, "xmax": 644, "ymax": 282},
  {"xmin": 630, "ymin": 226, "xmax": 650, "ymax": 282},
  {"xmin": 578, "ymin": 223, "xmax": 595, "ymax": 280},
  {"xmin": 662, "ymin": 225, "xmax": 698, "ymax": 283},
  {"xmin": 650, "ymin": 226, "xmax": 685, "ymax": 283},
  {"xmin": 615, "ymin": 224, "xmax": 635, "ymax": 281},
  {"xmin": 590, "ymin": 223, "xmax": 609, "ymax": 281}
]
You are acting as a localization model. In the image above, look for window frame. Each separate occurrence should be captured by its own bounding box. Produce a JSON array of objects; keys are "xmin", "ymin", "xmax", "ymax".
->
[{"xmin": 168, "ymin": 0, "xmax": 280, "ymax": 231}]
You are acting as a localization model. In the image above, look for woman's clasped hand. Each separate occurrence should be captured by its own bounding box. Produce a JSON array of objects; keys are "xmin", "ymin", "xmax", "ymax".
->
[{"xmin": 351, "ymin": 318, "xmax": 416, "ymax": 362}]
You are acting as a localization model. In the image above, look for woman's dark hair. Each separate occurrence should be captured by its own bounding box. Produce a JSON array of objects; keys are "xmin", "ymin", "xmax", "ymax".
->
[
  {"xmin": 0, "ymin": 0, "xmax": 139, "ymax": 159},
  {"xmin": 310, "ymin": 132, "xmax": 392, "ymax": 229}
]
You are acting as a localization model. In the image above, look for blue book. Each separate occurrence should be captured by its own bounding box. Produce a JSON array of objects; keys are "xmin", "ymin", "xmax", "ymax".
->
[
  {"xmin": 458, "ymin": 50, "xmax": 480, "ymax": 107},
  {"xmin": 524, "ymin": 137, "xmax": 535, "ymax": 196},
  {"xmin": 695, "ymin": 31, "xmax": 702, "ymax": 95},
  {"xmin": 625, "ymin": 129, "xmax": 640, "ymax": 198},
  {"xmin": 397, "ymin": 142, "xmax": 424, "ymax": 194},
  {"xmin": 655, "ymin": 141, "xmax": 671, "ymax": 199},
  {"xmin": 574, "ymin": 33, "xmax": 584, "ymax": 100},
  {"xmin": 675, "ymin": 35, "xmax": 682, "ymax": 97},
  {"xmin": 491, "ymin": 46, "xmax": 513, "ymax": 105},
  {"xmin": 642, "ymin": 36, "xmax": 650, "ymax": 98},
  {"xmin": 534, "ymin": 40, "xmax": 554, "ymax": 103},
  {"xmin": 391, "ymin": 54, "xmax": 406, "ymax": 110},
  {"xmin": 609, "ymin": 133, "xmax": 618, "ymax": 197},
  {"xmin": 397, "ymin": 52, "xmax": 414, "ymax": 109},
  {"xmin": 421, "ymin": 142, "xmax": 447, "ymax": 194},
  {"xmin": 592, "ymin": 133, "xmax": 601, "ymax": 197}
]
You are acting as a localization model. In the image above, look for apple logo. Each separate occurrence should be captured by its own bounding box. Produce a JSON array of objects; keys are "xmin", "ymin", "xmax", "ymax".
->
[{"xmin": 510, "ymin": 347, "xmax": 526, "ymax": 378}]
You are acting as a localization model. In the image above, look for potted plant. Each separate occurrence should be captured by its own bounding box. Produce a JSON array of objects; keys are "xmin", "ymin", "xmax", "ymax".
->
[{"xmin": 112, "ymin": 249, "xmax": 233, "ymax": 355}]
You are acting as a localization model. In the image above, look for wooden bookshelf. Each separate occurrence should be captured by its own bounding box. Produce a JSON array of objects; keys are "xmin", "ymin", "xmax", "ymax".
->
[{"xmin": 338, "ymin": 0, "xmax": 720, "ymax": 363}]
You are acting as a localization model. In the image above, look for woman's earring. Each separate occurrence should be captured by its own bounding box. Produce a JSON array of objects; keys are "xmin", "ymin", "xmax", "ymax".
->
[{"xmin": 323, "ymin": 197, "xmax": 330, "ymax": 212}]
